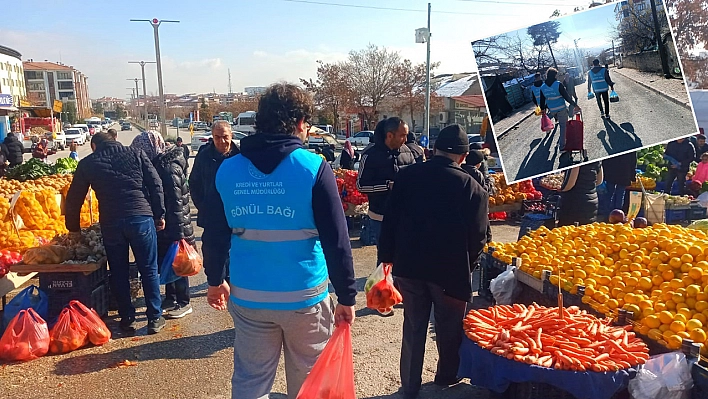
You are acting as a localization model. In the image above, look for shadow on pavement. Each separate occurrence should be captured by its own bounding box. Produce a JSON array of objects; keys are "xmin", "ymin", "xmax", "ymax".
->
[
  {"xmin": 516, "ymin": 130, "xmax": 559, "ymax": 181},
  {"xmin": 359, "ymin": 382, "xmax": 488, "ymax": 399},
  {"xmin": 52, "ymin": 328, "xmax": 234, "ymax": 376},
  {"xmin": 597, "ymin": 120, "xmax": 643, "ymax": 156}
]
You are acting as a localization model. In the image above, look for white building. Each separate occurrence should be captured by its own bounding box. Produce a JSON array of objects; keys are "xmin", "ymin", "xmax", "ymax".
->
[
  {"xmin": 0, "ymin": 45, "xmax": 27, "ymax": 112},
  {"xmin": 23, "ymin": 60, "xmax": 91, "ymax": 118}
]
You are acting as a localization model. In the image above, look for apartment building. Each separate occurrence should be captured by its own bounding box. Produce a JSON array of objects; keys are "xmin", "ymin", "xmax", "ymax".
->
[
  {"xmin": 23, "ymin": 60, "xmax": 91, "ymax": 118},
  {"xmin": 0, "ymin": 45, "xmax": 27, "ymax": 111}
]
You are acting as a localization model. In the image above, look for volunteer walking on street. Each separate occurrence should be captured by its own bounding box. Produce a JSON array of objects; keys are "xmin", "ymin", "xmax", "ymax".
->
[
  {"xmin": 213, "ymin": 83, "xmax": 357, "ymax": 399},
  {"xmin": 530, "ymin": 72, "xmax": 543, "ymax": 108},
  {"xmin": 378, "ymin": 124, "xmax": 489, "ymax": 399},
  {"xmin": 540, "ymin": 67, "xmax": 581, "ymax": 151},
  {"xmin": 587, "ymin": 59, "xmax": 615, "ymax": 119}
]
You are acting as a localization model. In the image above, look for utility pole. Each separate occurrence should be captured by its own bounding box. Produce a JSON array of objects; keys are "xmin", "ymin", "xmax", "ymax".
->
[
  {"xmin": 128, "ymin": 78, "xmax": 141, "ymax": 121},
  {"xmin": 415, "ymin": 4, "xmax": 432, "ymax": 149},
  {"xmin": 129, "ymin": 61, "xmax": 156, "ymax": 129},
  {"xmin": 573, "ymin": 38, "xmax": 583, "ymax": 75},
  {"xmin": 612, "ymin": 40, "xmax": 616, "ymax": 67},
  {"xmin": 649, "ymin": 0, "xmax": 671, "ymax": 78},
  {"xmin": 131, "ymin": 18, "xmax": 180, "ymax": 137}
]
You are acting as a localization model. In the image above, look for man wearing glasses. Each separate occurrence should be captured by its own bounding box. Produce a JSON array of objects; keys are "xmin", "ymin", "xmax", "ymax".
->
[{"xmin": 212, "ymin": 83, "xmax": 357, "ymax": 398}]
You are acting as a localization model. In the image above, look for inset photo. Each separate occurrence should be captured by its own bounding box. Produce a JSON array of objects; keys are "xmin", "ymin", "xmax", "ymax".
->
[{"xmin": 473, "ymin": 2, "xmax": 698, "ymax": 184}]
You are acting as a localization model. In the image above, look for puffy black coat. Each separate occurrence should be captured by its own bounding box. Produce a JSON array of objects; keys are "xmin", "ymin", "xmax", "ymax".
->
[
  {"xmin": 189, "ymin": 140, "xmax": 240, "ymax": 229},
  {"xmin": 65, "ymin": 140, "xmax": 165, "ymax": 232},
  {"xmin": 3, "ymin": 134, "xmax": 23, "ymax": 167},
  {"xmin": 405, "ymin": 141, "xmax": 425, "ymax": 164},
  {"xmin": 153, "ymin": 145, "xmax": 195, "ymax": 245},
  {"xmin": 558, "ymin": 162, "xmax": 602, "ymax": 227},
  {"xmin": 340, "ymin": 149, "xmax": 356, "ymax": 170},
  {"xmin": 602, "ymin": 151, "xmax": 636, "ymax": 186},
  {"xmin": 356, "ymin": 143, "xmax": 416, "ymax": 216}
]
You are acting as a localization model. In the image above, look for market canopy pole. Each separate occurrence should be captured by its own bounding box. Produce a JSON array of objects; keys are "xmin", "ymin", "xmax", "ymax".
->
[{"xmin": 130, "ymin": 18, "xmax": 179, "ymax": 138}]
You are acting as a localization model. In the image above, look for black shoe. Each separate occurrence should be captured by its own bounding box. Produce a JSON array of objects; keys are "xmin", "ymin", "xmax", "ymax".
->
[
  {"xmin": 606, "ymin": 113, "xmax": 610, "ymax": 119},
  {"xmin": 600, "ymin": 113, "xmax": 605, "ymax": 118},
  {"xmin": 161, "ymin": 300, "xmax": 176, "ymax": 310},
  {"xmin": 433, "ymin": 376, "xmax": 463, "ymax": 386},
  {"xmin": 164, "ymin": 304, "xmax": 193, "ymax": 319},
  {"xmin": 147, "ymin": 317, "xmax": 166, "ymax": 335},
  {"xmin": 119, "ymin": 317, "xmax": 137, "ymax": 333}
]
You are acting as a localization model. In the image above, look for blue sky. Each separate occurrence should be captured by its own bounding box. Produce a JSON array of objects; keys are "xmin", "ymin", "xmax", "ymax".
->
[{"xmin": 6, "ymin": 0, "xmax": 596, "ymax": 98}]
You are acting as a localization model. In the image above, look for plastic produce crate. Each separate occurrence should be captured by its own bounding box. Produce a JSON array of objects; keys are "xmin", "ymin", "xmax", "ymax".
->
[
  {"xmin": 38, "ymin": 261, "xmax": 108, "ymax": 293},
  {"xmin": 46, "ymin": 281, "xmax": 109, "ymax": 321},
  {"xmin": 689, "ymin": 205, "xmax": 708, "ymax": 221},
  {"xmin": 666, "ymin": 209, "xmax": 687, "ymax": 223},
  {"xmin": 490, "ymin": 382, "xmax": 629, "ymax": 399}
]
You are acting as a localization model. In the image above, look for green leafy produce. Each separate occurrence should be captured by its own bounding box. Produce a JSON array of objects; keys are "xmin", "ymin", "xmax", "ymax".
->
[
  {"xmin": 688, "ymin": 219, "xmax": 708, "ymax": 233},
  {"xmin": 5, "ymin": 158, "xmax": 54, "ymax": 181},
  {"xmin": 52, "ymin": 157, "xmax": 78, "ymax": 174}
]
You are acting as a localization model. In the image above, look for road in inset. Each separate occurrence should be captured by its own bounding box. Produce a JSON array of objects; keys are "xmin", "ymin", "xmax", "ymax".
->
[{"xmin": 496, "ymin": 72, "xmax": 698, "ymax": 182}]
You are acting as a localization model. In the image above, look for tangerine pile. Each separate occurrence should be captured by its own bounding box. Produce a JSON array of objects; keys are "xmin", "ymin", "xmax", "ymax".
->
[{"xmin": 486, "ymin": 222, "xmax": 708, "ymax": 352}]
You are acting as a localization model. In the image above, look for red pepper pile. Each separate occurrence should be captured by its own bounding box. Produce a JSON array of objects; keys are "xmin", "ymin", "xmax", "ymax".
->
[
  {"xmin": 337, "ymin": 170, "xmax": 368, "ymax": 206},
  {"xmin": 518, "ymin": 180, "xmax": 543, "ymax": 200},
  {"xmin": 0, "ymin": 250, "xmax": 22, "ymax": 279}
]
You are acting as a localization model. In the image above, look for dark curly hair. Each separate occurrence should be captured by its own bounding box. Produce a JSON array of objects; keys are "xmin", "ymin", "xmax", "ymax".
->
[{"xmin": 255, "ymin": 83, "xmax": 314, "ymax": 135}]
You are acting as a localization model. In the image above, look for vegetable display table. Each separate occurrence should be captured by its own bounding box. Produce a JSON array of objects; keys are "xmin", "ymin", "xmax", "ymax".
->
[{"xmin": 458, "ymin": 337, "xmax": 633, "ymax": 399}]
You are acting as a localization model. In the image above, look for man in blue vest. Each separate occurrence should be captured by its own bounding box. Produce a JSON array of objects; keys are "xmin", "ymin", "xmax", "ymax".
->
[
  {"xmin": 587, "ymin": 59, "xmax": 615, "ymax": 119},
  {"xmin": 213, "ymin": 83, "xmax": 357, "ymax": 399},
  {"xmin": 530, "ymin": 72, "xmax": 543, "ymax": 108},
  {"xmin": 540, "ymin": 67, "xmax": 581, "ymax": 151}
]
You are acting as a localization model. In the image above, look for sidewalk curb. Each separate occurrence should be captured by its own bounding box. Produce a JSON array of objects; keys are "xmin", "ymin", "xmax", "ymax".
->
[
  {"xmin": 496, "ymin": 111, "xmax": 536, "ymax": 140},
  {"xmin": 613, "ymin": 68, "xmax": 692, "ymax": 110}
]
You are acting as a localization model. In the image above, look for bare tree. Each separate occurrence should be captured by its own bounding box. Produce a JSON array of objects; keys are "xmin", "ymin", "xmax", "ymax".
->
[
  {"xmin": 472, "ymin": 36, "xmax": 508, "ymax": 65},
  {"xmin": 301, "ymin": 61, "xmax": 351, "ymax": 133},
  {"xmin": 342, "ymin": 44, "xmax": 402, "ymax": 127},
  {"xmin": 528, "ymin": 21, "xmax": 562, "ymax": 68},
  {"xmin": 616, "ymin": 1, "xmax": 669, "ymax": 53},
  {"xmin": 391, "ymin": 59, "xmax": 443, "ymax": 131}
]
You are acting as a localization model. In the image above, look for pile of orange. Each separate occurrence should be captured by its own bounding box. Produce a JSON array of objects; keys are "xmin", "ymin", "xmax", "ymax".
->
[
  {"xmin": 489, "ymin": 174, "xmax": 534, "ymax": 207},
  {"xmin": 486, "ymin": 222, "xmax": 708, "ymax": 352}
]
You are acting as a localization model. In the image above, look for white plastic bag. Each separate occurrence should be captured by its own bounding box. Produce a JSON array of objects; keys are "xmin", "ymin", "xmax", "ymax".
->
[
  {"xmin": 364, "ymin": 263, "xmax": 388, "ymax": 296},
  {"xmin": 628, "ymin": 352, "xmax": 693, "ymax": 399},
  {"xmin": 698, "ymin": 192, "xmax": 708, "ymax": 209},
  {"xmin": 489, "ymin": 266, "xmax": 520, "ymax": 305}
]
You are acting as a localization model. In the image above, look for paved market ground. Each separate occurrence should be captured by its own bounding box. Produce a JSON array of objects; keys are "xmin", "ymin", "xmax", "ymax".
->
[
  {"xmin": 495, "ymin": 67, "xmax": 698, "ymax": 182},
  {"xmin": 1, "ymin": 128, "xmax": 522, "ymax": 399}
]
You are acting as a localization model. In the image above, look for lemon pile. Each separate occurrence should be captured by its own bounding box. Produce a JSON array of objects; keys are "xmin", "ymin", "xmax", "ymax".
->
[{"xmin": 486, "ymin": 222, "xmax": 708, "ymax": 352}]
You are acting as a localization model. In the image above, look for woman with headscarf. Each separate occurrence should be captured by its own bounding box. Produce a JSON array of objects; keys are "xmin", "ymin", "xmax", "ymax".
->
[
  {"xmin": 130, "ymin": 131, "xmax": 196, "ymax": 319},
  {"xmin": 340, "ymin": 140, "xmax": 357, "ymax": 170}
]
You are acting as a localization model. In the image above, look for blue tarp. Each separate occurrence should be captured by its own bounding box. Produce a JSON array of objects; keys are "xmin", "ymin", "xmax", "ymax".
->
[{"xmin": 458, "ymin": 337, "xmax": 635, "ymax": 399}]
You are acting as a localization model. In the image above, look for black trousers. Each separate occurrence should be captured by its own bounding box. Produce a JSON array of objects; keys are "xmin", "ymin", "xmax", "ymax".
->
[
  {"xmin": 157, "ymin": 240, "xmax": 191, "ymax": 306},
  {"xmin": 665, "ymin": 168, "xmax": 687, "ymax": 195},
  {"xmin": 596, "ymin": 91, "xmax": 610, "ymax": 115},
  {"xmin": 396, "ymin": 277, "xmax": 467, "ymax": 395}
]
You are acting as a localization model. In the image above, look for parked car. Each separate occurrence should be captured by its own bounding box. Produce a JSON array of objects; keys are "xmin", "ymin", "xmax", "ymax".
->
[
  {"xmin": 191, "ymin": 131, "xmax": 246, "ymax": 152},
  {"xmin": 52, "ymin": 131, "xmax": 66, "ymax": 151},
  {"xmin": 121, "ymin": 122, "xmax": 131, "ymax": 131},
  {"xmin": 468, "ymin": 134, "xmax": 483, "ymax": 145},
  {"xmin": 72, "ymin": 124, "xmax": 91, "ymax": 141},
  {"xmin": 148, "ymin": 120, "xmax": 160, "ymax": 129},
  {"xmin": 307, "ymin": 133, "xmax": 341, "ymax": 151},
  {"xmin": 346, "ymin": 130, "xmax": 375, "ymax": 148},
  {"xmin": 179, "ymin": 120, "xmax": 191, "ymax": 129},
  {"xmin": 64, "ymin": 128, "xmax": 86, "ymax": 146},
  {"xmin": 193, "ymin": 121, "xmax": 208, "ymax": 131}
]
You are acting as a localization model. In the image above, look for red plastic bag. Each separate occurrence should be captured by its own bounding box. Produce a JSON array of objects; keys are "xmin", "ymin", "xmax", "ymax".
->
[
  {"xmin": 365, "ymin": 263, "xmax": 403, "ymax": 314},
  {"xmin": 173, "ymin": 239, "xmax": 202, "ymax": 277},
  {"xmin": 69, "ymin": 300, "xmax": 111, "ymax": 346},
  {"xmin": 296, "ymin": 324, "xmax": 355, "ymax": 399},
  {"xmin": 541, "ymin": 113, "xmax": 555, "ymax": 132},
  {"xmin": 49, "ymin": 307, "xmax": 88, "ymax": 354},
  {"xmin": 0, "ymin": 308, "xmax": 50, "ymax": 362}
]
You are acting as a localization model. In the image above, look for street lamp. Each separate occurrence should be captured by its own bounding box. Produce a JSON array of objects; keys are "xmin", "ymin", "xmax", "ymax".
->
[
  {"xmin": 127, "ymin": 78, "xmax": 142, "ymax": 122},
  {"xmin": 415, "ymin": 3, "xmax": 432, "ymax": 149},
  {"xmin": 130, "ymin": 18, "xmax": 179, "ymax": 138},
  {"xmin": 126, "ymin": 88, "xmax": 136, "ymax": 119},
  {"xmin": 129, "ymin": 61, "xmax": 156, "ymax": 129}
]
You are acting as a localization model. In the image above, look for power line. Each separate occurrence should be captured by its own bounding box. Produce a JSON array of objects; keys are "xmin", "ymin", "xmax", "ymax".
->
[
  {"xmin": 277, "ymin": 0, "xmax": 529, "ymax": 16},
  {"xmin": 457, "ymin": 0, "xmax": 588, "ymax": 7}
]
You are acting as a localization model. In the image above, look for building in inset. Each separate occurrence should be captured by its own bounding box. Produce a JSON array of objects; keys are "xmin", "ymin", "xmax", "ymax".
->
[
  {"xmin": 23, "ymin": 60, "xmax": 91, "ymax": 118},
  {"xmin": 0, "ymin": 45, "xmax": 27, "ymax": 113}
]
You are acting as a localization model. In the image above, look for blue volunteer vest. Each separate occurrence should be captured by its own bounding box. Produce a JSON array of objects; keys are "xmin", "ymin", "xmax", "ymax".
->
[
  {"xmin": 215, "ymin": 148, "xmax": 329, "ymax": 310},
  {"xmin": 540, "ymin": 81, "xmax": 566, "ymax": 113},
  {"xmin": 589, "ymin": 68, "xmax": 609, "ymax": 93},
  {"xmin": 530, "ymin": 84, "xmax": 542, "ymax": 105}
]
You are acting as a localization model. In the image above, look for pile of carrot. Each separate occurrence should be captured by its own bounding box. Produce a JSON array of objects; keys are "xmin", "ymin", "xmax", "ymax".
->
[{"xmin": 464, "ymin": 304, "xmax": 650, "ymax": 372}]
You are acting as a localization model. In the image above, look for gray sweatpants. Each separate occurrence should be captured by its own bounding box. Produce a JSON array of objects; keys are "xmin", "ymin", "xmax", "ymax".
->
[
  {"xmin": 548, "ymin": 108, "xmax": 569, "ymax": 149},
  {"xmin": 228, "ymin": 296, "xmax": 334, "ymax": 399}
]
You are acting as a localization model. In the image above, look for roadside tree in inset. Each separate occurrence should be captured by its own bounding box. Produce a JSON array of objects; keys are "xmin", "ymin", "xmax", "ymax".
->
[
  {"xmin": 472, "ymin": 36, "xmax": 508, "ymax": 65},
  {"xmin": 527, "ymin": 21, "xmax": 562, "ymax": 69},
  {"xmin": 505, "ymin": 32, "xmax": 553, "ymax": 75},
  {"xmin": 301, "ymin": 60, "xmax": 351, "ymax": 133},
  {"xmin": 342, "ymin": 44, "xmax": 402, "ymax": 128},
  {"xmin": 616, "ymin": 0, "xmax": 669, "ymax": 53}
]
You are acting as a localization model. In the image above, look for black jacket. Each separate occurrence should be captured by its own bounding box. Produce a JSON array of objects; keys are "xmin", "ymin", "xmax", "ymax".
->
[
  {"xmin": 695, "ymin": 143, "xmax": 708, "ymax": 163},
  {"xmin": 602, "ymin": 151, "xmax": 637, "ymax": 186},
  {"xmin": 665, "ymin": 140, "xmax": 695, "ymax": 173},
  {"xmin": 153, "ymin": 145, "xmax": 195, "ymax": 245},
  {"xmin": 231, "ymin": 133, "xmax": 357, "ymax": 306},
  {"xmin": 340, "ymin": 150, "xmax": 356, "ymax": 170},
  {"xmin": 356, "ymin": 143, "xmax": 416, "ymax": 216},
  {"xmin": 3, "ymin": 134, "xmax": 23, "ymax": 167},
  {"xmin": 177, "ymin": 144, "xmax": 191, "ymax": 173},
  {"xmin": 65, "ymin": 141, "xmax": 165, "ymax": 232},
  {"xmin": 189, "ymin": 141, "xmax": 240, "ymax": 229},
  {"xmin": 405, "ymin": 141, "xmax": 425, "ymax": 164},
  {"xmin": 378, "ymin": 156, "xmax": 489, "ymax": 302},
  {"xmin": 322, "ymin": 146, "xmax": 336, "ymax": 162},
  {"xmin": 558, "ymin": 162, "xmax": 602, "ymax": 227},
  {"xmin": 461, "ymin": 164, "xmax": 493, "ymax": 245}
]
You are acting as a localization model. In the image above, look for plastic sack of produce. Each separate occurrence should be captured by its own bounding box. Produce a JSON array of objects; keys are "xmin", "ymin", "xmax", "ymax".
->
[
  {"xmin": 587, "ymin": 92, "xmax": 595, "ymax": 100},
  {"xmin": 697, "ymin": 192, "xmax": 708, "ymax": 209},
  {"xmin": 628, "ymin": 352, "xmax": 692, "ymax": 399},
  {"xmin": 68, "ymin": 300, "xmax": 111, "ymax": 346},
  {"xmin": 159, "ymin": 241, "xmax": 180, "ymax": 285},
  {"xmin": 365, "ymin": 263, "xmax": 403, "ymax": 315},
  {"xmin": 0, "ymin": 308, "xmax": 50, "ymax": 362},
  {"xmin": 173, "ymin": 239, "xmax": 202, "ymax": 277},
  {"xmin": 489, "ymin": 266, "xmax": 520, "ymax": 305},
  {"xmin": 49, "ymin": 307, "xmax": 88, "ymax": 354},
  {"xmin": 296, "ymin": 324, "xmax": 355, "ymax": 399},
  {"xmin": 609, "ymin": 90, "xmax": 619, "ymax": 103},
  {"xmin": 2, "ymin": 285, "xmax": 48, "ymax": 331},
  {"xmin": 541, "ymin": 113, "xmax": 555, "ymax": 132}
]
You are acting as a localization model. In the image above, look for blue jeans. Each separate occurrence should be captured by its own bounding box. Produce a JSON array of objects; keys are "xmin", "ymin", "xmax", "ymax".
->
[
  {"xmin": 102, "ymin": 216, "xmax": 162, "ymax": 321},
  {"xmin": 606, "ymin": 182, "xmax": 626, "ymax": 211}
]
